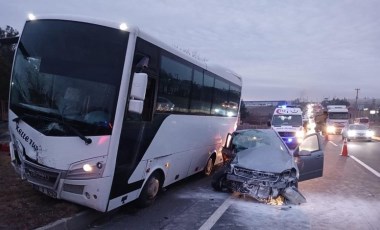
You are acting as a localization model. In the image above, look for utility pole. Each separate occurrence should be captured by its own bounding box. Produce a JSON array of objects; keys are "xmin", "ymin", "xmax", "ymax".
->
[{"xmin": 355, "ymin": 88, "xmax": 360, "ymax": 118}]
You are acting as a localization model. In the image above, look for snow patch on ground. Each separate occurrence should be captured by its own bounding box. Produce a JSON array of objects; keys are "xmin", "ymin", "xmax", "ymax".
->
[{"xmin": 229, "ymin": 191, "xmax": 380, "ymax": 230}]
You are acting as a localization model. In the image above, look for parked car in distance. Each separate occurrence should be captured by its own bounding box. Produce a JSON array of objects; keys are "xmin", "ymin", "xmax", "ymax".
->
[
  {"xmin": 211, "ymin": 129, "xmax": 324, "ymax": 205},
  {"xmin": 341, "ymin": 124, "xmax": 374, "ymax": 142}
]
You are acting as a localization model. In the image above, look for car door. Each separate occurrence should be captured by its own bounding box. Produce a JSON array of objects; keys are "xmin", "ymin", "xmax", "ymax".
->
[{"xmin": 294, "ymin": 133, "xmax": 324, "ymax": 182}]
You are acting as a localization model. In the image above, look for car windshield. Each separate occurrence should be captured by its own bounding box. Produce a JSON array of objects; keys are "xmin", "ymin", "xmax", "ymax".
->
[
  {"xmin": 232, "ymin": 129, "xmax": 288, "ymax": 153},
  {"xmin": 349, "ymin": 124, "xmax": 367, "ymax": 130},
  {"xmin": 359, "ymin": 118, "xmax": 369, "ymax": 123},
  {"xmin": 272, "ymin": 115, "xmax": 302, "ymax": 126},
  {"xmin": 329, "ymin": 112, "xmax": 350, "ymax": 119}
]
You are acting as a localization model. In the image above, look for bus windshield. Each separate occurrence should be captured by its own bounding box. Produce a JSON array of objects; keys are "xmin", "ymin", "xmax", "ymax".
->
[
  {"xmin": 272, "ymin": 115, "xmax": 302, "ymax": 127},
  {"xmin": 328, "ymin": 113, "xmax": 349, "ymax": 119},
  {"xmin": 10, "ymin": 20, "xmax": 129, "ymax": 136}
]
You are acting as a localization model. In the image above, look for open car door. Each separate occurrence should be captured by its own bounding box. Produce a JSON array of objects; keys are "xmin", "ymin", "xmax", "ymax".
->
[{"xmin": 294, "ymin": 133, "xmax": 324, "ymax": 182}]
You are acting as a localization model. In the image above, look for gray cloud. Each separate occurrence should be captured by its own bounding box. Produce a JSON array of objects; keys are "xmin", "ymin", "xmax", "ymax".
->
[{"xmin": 1, "ymin": 0, "xmax": 379, "ymax": 101}]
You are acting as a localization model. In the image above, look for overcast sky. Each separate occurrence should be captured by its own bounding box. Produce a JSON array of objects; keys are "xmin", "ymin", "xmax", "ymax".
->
[{"xmin": 1, "ymin": 0, "xmax": 380, "ymax": 101}]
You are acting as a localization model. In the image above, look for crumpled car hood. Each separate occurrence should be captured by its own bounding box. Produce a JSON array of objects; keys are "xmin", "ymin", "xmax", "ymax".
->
[{"xmin": 232, "ymin": 145, "xmax": 295, "ymax": 173}]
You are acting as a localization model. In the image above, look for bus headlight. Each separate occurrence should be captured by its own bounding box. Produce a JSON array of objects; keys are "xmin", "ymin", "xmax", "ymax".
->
[
  {"xmin": 327, "ymin": 126, "xmax": 336, "ymax": 133},
  {"xmin": 66, "ymin": 157, "xmax": 106, "ymax": 180}
]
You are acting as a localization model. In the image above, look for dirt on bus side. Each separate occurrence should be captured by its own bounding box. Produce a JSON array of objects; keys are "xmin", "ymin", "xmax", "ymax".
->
[{"xmin": 0, "ymin": 151, "xmax": 84, "ymax": 229}]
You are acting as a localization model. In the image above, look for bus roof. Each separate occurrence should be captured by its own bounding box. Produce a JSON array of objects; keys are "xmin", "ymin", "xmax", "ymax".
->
[{"xmin": 24, "ymin": 14, "xmax": 242, "ymax": 87}]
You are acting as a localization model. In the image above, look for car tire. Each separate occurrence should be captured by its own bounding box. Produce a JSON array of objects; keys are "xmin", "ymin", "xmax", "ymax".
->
[
  {"xmin": 204, "ymin": 157, "xmax": 214, "ymax": 176},
  {"xmin": 136, "ymin": 171, "xmax": 162, "ymax": 208},
  {"xmin": 211, "ymin": 167, "xmax": 228, "ymax": 192}
]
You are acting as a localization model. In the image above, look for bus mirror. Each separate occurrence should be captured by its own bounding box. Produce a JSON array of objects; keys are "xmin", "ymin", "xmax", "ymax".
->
[
  {"xmin": 128, "ymin": 73, "xmax": 148, "ymax": 114},
  {"xmin": 129, "ymin": 99, "xmax": 144, "ymax": 114},
  {"xmin": 130, "ymin": 73, "xmax": 148, "ymax": 100}
]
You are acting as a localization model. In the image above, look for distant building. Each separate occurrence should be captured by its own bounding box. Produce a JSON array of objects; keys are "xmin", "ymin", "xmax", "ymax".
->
[
  {"xmin": 244, "ymin": 100, "xmax": 289, "ymax": 108},
  {"xmin": 243, "ymin": 100, "xmax": 290, "ymax": 125}
]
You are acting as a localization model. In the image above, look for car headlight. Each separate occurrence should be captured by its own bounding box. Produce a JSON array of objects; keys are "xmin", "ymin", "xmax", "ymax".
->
[
  {"xmin": 66, "ymin": 156, "xmax": 106, "ymax": 180},
  {"xmin": 281, "ymin": 169, "xmax": 297, "ymax": 180},
  {"xmin": 327, "ymin": 126, "xmax": 336, "ymax": 133},
  {"xmin": 366, "ymin": 130, "xmax": 374, "ymax": 137},
  {"xmin": 347, "ymin": 130, "xmax": 357, "ymax": 137}
]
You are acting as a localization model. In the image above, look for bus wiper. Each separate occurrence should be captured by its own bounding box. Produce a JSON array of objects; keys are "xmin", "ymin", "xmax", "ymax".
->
[{"xmin": 13, "ymin": 114, "xmax": 92, "ymax": 145}]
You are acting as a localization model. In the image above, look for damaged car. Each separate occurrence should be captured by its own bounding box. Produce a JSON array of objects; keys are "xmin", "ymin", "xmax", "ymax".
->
[{"xmin": 211, "ymin": 129, "xmax": 324, "ymax": 204}]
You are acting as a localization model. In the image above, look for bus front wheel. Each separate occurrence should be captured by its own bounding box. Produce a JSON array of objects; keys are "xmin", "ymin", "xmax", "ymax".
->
[
  {"xmin": 204, "ymin": 157, "xmax": 214, "ymax": 176},
  {"xmin": 137, "ymin": 172, "xmax": 162, "ymax": 208}
]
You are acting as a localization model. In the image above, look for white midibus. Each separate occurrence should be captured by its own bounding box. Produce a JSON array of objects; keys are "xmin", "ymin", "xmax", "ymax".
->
[{"xmin": 8, "ymin": 15, "xmax": 242, "ymax": 212}]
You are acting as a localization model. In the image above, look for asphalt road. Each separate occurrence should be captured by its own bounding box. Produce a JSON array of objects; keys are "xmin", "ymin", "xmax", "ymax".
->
[{"xmin": 86, "ymin": 135, "xmax": 380, "ymax": 230}]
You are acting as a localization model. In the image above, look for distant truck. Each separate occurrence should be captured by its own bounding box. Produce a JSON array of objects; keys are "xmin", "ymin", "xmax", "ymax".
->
[
  {"xmin": 325, "ymin": 105, "xmax": 350, "ymax": 135},
  {"xmin": 270, "ymin": 106, "xmax": 305, "ymax": 149}
]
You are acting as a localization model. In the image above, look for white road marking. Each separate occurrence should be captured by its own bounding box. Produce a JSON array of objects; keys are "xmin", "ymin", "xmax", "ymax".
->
[
  {"xmin": 329, "ymin": 141, "xmax": 338, "ymax": 147},
  {"xmin": 198, "ymin": 196, "xmax": 233, "ymax": 230},
  {"xmin": 350, "ymin": 155, "xmax": 380, "ymax": 178}
]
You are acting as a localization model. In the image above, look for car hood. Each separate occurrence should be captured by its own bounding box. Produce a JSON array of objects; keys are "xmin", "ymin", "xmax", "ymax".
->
[{"xmin": 232, "ymin": 145, "xmax": 295, "ymax": 173}]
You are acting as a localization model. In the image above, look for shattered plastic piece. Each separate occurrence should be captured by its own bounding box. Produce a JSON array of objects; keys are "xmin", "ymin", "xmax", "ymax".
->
[{"xmin": 282, "ymin": 186, "xmax": 306, "ymax": 204}]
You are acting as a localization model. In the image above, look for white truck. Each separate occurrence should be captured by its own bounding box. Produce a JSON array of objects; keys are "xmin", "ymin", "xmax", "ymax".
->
[
  {"xmin": 326, "ymin": 105, "xmax": 350, "ymax": 135},
  {"xmin": 271, "ymin": 106, "xmax": 305, "ymax": 149}
]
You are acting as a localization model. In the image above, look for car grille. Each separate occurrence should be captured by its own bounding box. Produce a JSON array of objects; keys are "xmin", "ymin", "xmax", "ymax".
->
[
  {"xmin": 24, "ymin": 161, "xmax": 62, "ymax": 189},
  {"xmin": 233, "ymin": 167, "xmax": 279, "ymax": 182}
]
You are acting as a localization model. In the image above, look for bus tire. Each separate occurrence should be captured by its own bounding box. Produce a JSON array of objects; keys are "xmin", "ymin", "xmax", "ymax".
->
[
  {"xmin": 204, "ymin": 157, "xmax": 214, "ymax": 176},
  {"xmin": 136, "ymin": 171, "xmax": 162, "ymax": 208}
]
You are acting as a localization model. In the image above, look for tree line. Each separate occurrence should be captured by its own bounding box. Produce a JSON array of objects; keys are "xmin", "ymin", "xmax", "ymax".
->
[{"xmin": 0, "ymin": 26, "xmax": 19, "ymax": 101}]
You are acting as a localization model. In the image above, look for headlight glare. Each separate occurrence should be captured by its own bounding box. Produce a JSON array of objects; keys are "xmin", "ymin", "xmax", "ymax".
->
[
  {"xmin": 327, "ymin": 126, "xmax": 335, "ymax": 133},
  {"xmin": 348, "ymin": 130, "xmax": 356, "ymax": 137},
  {"xmin": 296, "ymin": 130, "xmax": 304, "ymax": 138},
  {"xmin": 366, "ymin": 130, "xmax": 374, "ymax": 137},
  {"xmin": 83, "ymin": 164, "xmax": 93, "ymax": 172}
]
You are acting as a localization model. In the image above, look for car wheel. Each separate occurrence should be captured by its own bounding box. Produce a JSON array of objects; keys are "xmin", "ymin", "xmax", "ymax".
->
[
  {"xmin": 137, "ymin": 172, "xmax": 162, "ymax": 208},
  {"xmin": 211, "ymin": 167, "xmax": 228, "ymax": 192},
  {"xmin": 204, "ymin": 157, "xmax": 214, "ymax": 176}
]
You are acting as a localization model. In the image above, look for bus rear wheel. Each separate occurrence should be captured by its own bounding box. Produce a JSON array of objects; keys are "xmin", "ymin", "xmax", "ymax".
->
[{"xmin": 137, "ymin": 172, "xmax": 162, "ymax": 208}]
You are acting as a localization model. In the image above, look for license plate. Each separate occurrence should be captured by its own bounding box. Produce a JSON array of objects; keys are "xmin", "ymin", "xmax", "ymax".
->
[{"xmin": 32, "ymin": 184, "xmax": 57, "ymax": 198}]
